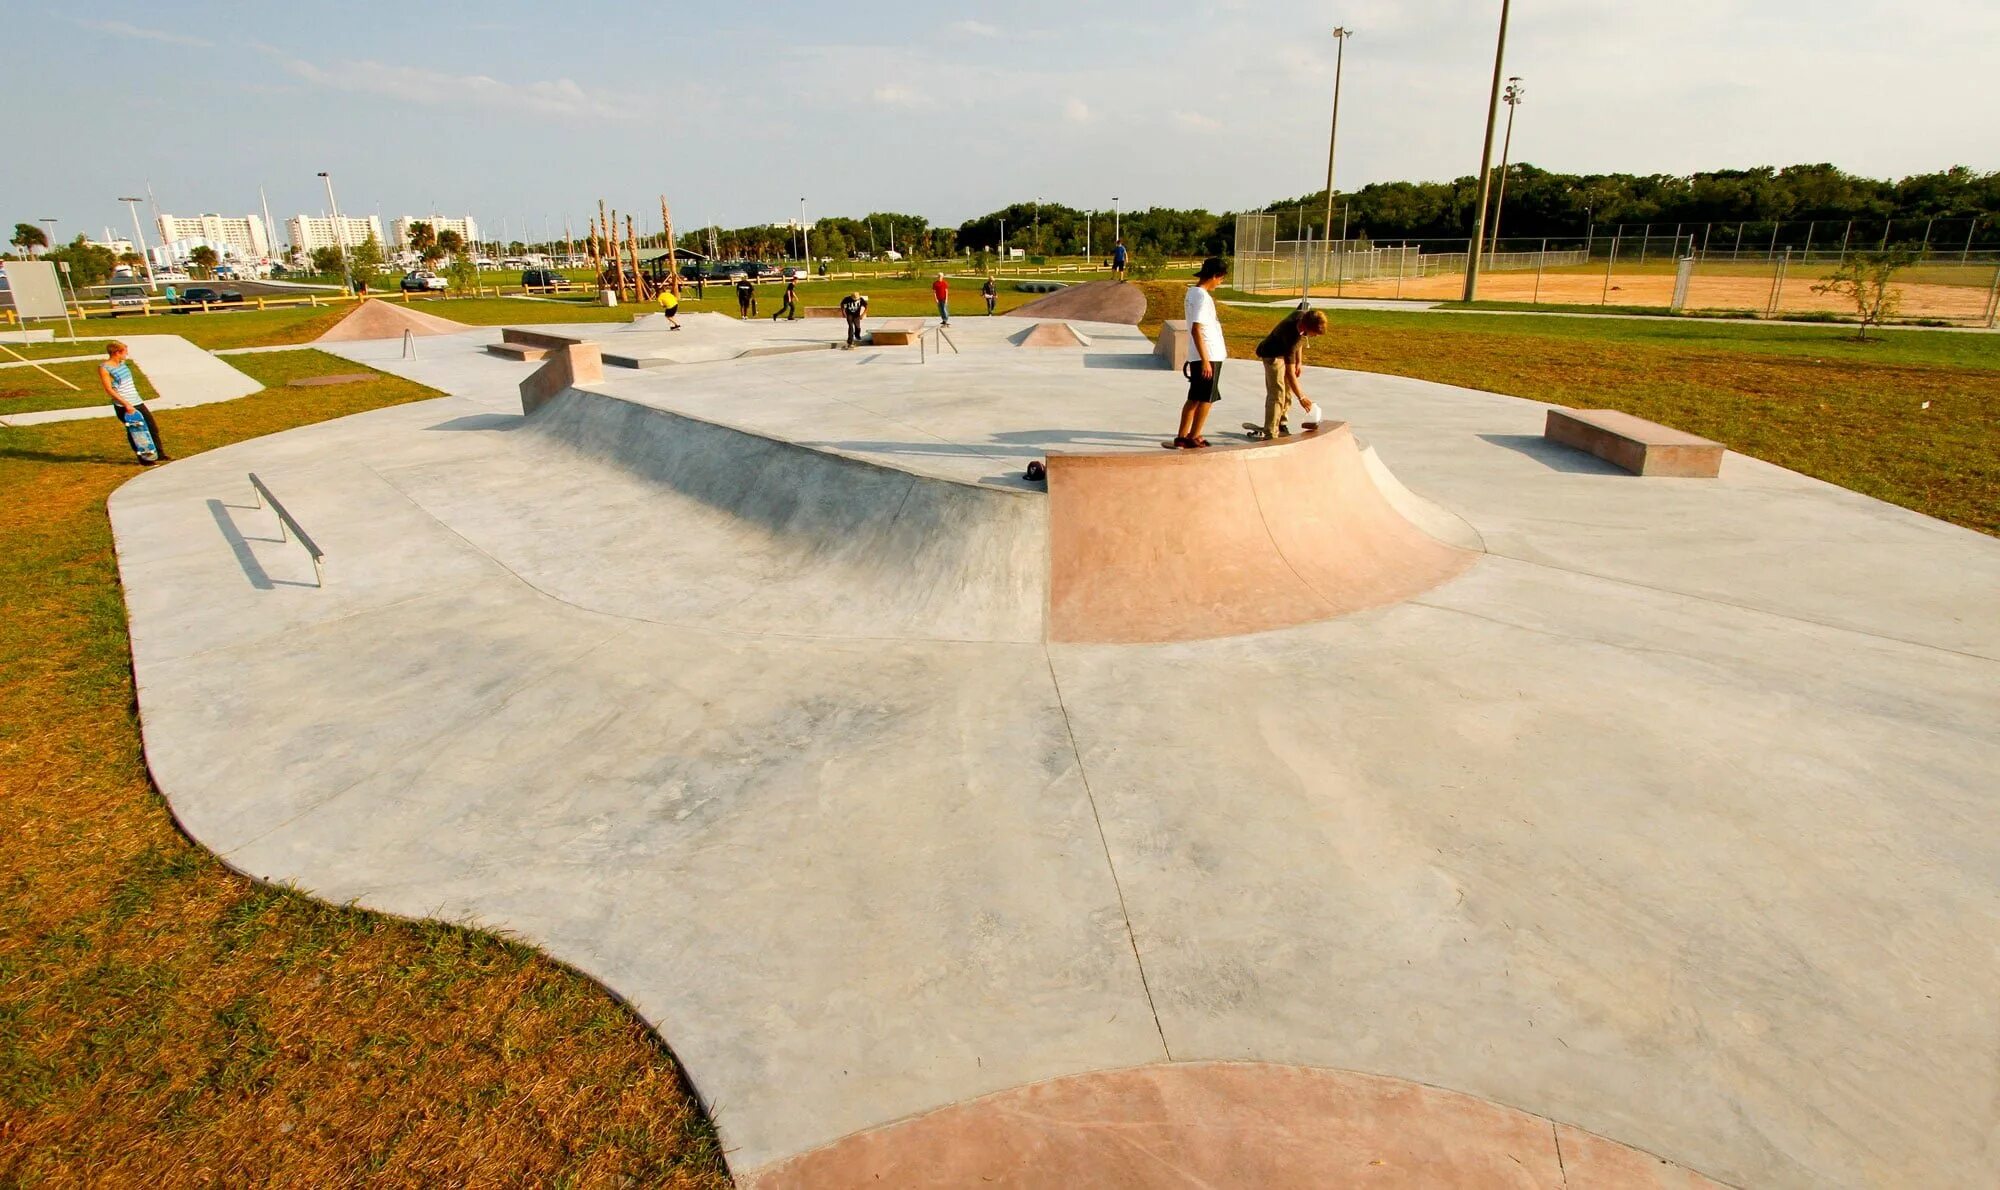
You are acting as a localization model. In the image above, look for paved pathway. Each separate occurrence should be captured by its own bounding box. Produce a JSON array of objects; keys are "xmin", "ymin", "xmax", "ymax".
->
[
  {"xmin": 104, "ymin": 316, "xmax": 2000, "ymax": 1187},
  {"xmin": 0, "ymin": 334, "xmax": 262, "ymax": 426}
]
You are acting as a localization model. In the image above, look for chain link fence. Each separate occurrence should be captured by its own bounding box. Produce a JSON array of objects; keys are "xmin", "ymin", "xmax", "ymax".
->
[{"xmin": 1234, "ymin": 215, "xmax": 2000, "ymax": 325}]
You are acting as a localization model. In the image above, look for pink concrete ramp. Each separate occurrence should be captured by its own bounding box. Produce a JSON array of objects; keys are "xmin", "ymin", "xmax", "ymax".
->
[
  {"xmin": 746, "ymin": 1062, "xmax": 1723, "ymax": 1189},
  {"xmin": 314, "ymin": 298, "xmax": 473, "ymax": 342},
  {"xmin": 1010, "ymin": 321, "xmax": 1088, "ymax": 348},
  {"xmin": 1005, "ymin": 279, "xmax": 1146, "ymax": 324},
  {"xmin": 1047, "ymin": 424, "xmax": 1477, "ymax": 643}
]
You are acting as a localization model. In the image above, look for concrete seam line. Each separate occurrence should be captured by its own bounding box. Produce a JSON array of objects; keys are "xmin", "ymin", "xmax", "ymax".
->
[
  {"xmin": 1041, "ymin": 648, "xmax": 1172, "ymax": 1062},
  {"xmin": 1482, "ymin": 549, "xmax": 2000, "ymax": 664}
]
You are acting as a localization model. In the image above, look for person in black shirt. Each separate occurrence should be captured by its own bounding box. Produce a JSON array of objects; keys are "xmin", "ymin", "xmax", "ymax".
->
[
  {"xmin": 773, "ymin": 277, "xmax": 798, "ymax": 321},
  {"xmin": 735, "ymin": 275, "xmax": 756, "ymax": 318},
  {"xmin": 982, "ymin": 276, "xmax": 997, "ymax": 315},
  {"xmin": 839, "ymin": 292, "xmax": 869, "ymax": 345},
  {"xmin": 1252, "ymin": 308, "xmax": 1327, "ymax": 438}
]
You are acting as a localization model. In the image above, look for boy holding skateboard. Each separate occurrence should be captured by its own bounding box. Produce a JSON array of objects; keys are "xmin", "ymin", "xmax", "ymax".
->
[
  {"xmin": 1250, "ymin": 307, "xmax": 1327, "ymax": 439},
  {"xmin": 97, "ymin": 341, "xmax": 169, "ymax": 464}
]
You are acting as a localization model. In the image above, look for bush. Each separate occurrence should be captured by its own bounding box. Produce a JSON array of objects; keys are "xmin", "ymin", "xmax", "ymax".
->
[{"xmin": 1132, "ymin": 245, "xmax": 1168, "ymax": 280}]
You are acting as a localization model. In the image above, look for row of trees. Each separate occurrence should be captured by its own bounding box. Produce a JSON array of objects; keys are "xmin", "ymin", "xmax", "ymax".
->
[{"xmin": 1268, "ymin": 163, "xmax": 2000, "ymax": 244}]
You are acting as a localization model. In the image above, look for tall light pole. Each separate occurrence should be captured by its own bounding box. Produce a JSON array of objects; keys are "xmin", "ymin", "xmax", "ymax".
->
[
  {"xmin": 1487, "ymin": 77, "xmax": 1524, "ymax": 256},
  {"xmin": 1322, "ymin": 27, "xmax": 1352, "ymax": 253},
  {"xmin": 317, "ymin": 171, "xmax": 351, "ymax": 292},
  {"xmin": 1034, "ymin": 196, "xmax": 1041, "ymax": 254},
  {"xmin": 39, "ymin": 219, "xmax": 57, "ymax": 256},
  {"xmin": 1112, "ymin": 197, "xmax": 1120, "ymax": 243},
  {"xmin": 800, "ymin": 197, "xmax": 810, "ymax": 266},
  {"xmin": 118, "ymin": 196, "xmax": 156, "ymax": 287},
  {"xmin": 1462, "ymin": 0, "xmax": 1512, "ymax": 302}
]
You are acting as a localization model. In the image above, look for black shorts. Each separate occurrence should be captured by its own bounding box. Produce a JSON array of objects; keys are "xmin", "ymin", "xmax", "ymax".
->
[{"xmin": 1184, "ymin": 359, "xmax": 1223, "ymax": 404}]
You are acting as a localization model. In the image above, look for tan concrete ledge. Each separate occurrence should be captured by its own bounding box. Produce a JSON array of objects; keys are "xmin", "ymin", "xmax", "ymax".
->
[{"xmin": 744, "ymin": 1061, "xmax": 1725, "ymax": 1189}]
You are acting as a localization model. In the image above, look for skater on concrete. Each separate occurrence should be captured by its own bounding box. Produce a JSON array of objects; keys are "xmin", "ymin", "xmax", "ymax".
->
[
  {"xmin": 982, "ymin": 276, "xmax": 997, "ymax": 315},
  {"xmin": 773, "ymin": 276, "xmax": 798, "ymax": 321},
  {"xmin": 735, "ymin": 274, "xmax": 756, "ymax": 318},
  {"xmin": 98, "ymin": 341, "xmax": 169, "ymax": 463},
  {"xmin": 840, "ymin": 291, "xmax": 869, "ymax": 346},
  {"xmin": 1172, "ymin": 257, "xmax": 1229, "ymax": 449},
  {"xmin": 932, "ymin": 273, "xmax": 951, "ymax": 325},
  {"xmin": 1252, "ymin": 308, "xmax": 1327, "ymax": 439},
  {"xmin": 1112, "ymin": 238, "xmax": 1128, "ymax": 282},
  {"xmin": 657, "ymin": 281, "xmax": 683, "ymax": 330}
]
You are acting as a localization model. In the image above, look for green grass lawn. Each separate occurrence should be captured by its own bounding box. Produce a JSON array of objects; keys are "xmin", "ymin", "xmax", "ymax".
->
[
  {"xmin": 0, "ymin": 358, "xmax": 157, "ymax": 415},
  {"xmin": 0, "ymin": 363, "xmax": 728, "ymax": 1186},
  {"xmin": 53, "ymin": 304, "xmax": 352, "ymax": 350}
]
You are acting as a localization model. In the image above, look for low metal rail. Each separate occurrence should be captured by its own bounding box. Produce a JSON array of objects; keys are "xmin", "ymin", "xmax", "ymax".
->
[{"xmin": 247, "ymin": 472, "xmax": 325, "ymax": 587}]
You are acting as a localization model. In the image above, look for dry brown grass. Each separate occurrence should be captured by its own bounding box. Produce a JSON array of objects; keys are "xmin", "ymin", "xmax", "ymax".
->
[{"xmin": 0, "ymin": 354, "xmax": 730, "ymax": 1188}]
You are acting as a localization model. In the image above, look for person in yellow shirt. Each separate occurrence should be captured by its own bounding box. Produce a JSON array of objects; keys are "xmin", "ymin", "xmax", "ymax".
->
[{"xmin": 657, "ymin": 281, "xmax": 683, "ymax": 330}]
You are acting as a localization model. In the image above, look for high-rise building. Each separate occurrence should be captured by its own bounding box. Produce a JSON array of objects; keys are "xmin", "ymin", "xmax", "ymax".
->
[
  {"xmin": 286, "ymin": 214, "xmax": 386, "ymax": 257},
  {"xmin": 391, "ymin": 215, "xmax": 479, "ymax": 251},
  {"xmin": 156, "ymin": 214, "xmax": 270, "ymax": 260}
]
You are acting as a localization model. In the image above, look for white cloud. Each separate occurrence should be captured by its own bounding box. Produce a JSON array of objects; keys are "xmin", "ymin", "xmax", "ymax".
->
[
  {"xmin": 80, "ymin": 18, "xmax": 212, "ymax": 48},
  {"xmin": 273, "ymin": 54, "xmax": 632, "ymax": 121},
  {"xmin": 1063, "ymin": 98, "xmax": 1091, "ymax": 123},
  {"xmin": 951, "ymin": 19, "xmax": 1000, "ymax": 37},
  {"xmin": 871, "ymin": 84, "xmax": 925, "ymax": 107},
  {"xmin": 1174, "ymin": 110, "xmax": 1221, "ymax": 131}
]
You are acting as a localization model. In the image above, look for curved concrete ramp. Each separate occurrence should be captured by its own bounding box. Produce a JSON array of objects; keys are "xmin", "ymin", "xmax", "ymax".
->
[
  {"xmin": 1010, "ymin": 321, "xmax": 1088, "ymax": 349},
  {"xmin": 1005, "ymin": 279, "xmax": 1146, "ymax": 324},
  {"xmin": 488, "ymin": 389, "xmax": 1048, "ymax": 642},
  {"xmin": 1047, "ymin": 425, "xmax": 1477, "ymax": 643},
  {"xmin": 747, "ymin": 1062, "xmax": 1722, "ymax": 1188}
]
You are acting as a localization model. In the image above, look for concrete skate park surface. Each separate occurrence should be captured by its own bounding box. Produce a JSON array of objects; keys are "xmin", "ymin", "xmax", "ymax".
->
[{"xmin": 108, "ymin": 311, "xmax": 2000, "ymax": 1186}]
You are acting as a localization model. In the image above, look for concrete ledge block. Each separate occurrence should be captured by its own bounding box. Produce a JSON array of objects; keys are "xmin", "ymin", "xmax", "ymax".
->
[
  {"xmin": 1154, "ymin": 319, "xmax": 1191, "ymax": 371},
  {"xmin": 1544, "ymin": 408, "xmax": 1723, "ymax": 477}
]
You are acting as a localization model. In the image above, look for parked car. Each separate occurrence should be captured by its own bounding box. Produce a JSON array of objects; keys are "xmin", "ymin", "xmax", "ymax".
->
[
  {"xmin": 168, "ymin": 287, "xmax": 244, "ymax": 312},
  {"xmin": 781, "ymin": 265, "xmax": 807, "ymax": 281},
  {"xmin": 107, "ymin": 284, "xmax": 149, "ymax": 316},
  {"xmin": 740, "ymin": 260, "xmax": 774, "ymax": 278},
  {"xmin": 520, "ymin": 267, "xmax": 571, "ymax": 292},
  {"xmin": 400, "ymin": 272, "xmax": 449, "ymax": 292}
]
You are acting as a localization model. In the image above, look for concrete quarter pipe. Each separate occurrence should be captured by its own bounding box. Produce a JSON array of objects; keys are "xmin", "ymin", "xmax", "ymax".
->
[{"xmin": 1047, "ymin": 424, "xmax": 1479, "ymax": 643}]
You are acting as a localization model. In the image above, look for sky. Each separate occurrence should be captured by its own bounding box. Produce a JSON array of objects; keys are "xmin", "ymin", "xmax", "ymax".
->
[{"xmin": 8, "ymin": 0, "xmax": 1999, "ymax": 245}]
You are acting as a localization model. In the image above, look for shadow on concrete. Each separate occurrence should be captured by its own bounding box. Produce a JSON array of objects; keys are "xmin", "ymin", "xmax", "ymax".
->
[
  {"xmin": 1477, "ymin": 433, "xmax": 1627, "ymax": 475},
  {"xmin": 425, "ymin": 413, "xmax": 522, "ymax": 432},
  {"xmin": 1081, "ymin": 354, "xmax": 1166, "ymax": 371},
  {"xmin": 208, "ymin": 498, "xmax": 274, "ymax": 590}
]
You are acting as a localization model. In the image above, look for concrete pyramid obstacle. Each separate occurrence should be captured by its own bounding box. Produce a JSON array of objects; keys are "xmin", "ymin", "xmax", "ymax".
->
[
  {"xmin": 314, "ymin": 298, "xmax": 473, "ymax": 342},
  {"xmin": 1012, "ymin": 321, "xmax": 1089, "ymax": 349}
]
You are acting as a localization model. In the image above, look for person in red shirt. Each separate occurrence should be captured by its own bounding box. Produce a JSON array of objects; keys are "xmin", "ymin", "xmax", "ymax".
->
[{"xmin": 931, "ymin": 273, "xmax": 950, "ymax": 325}]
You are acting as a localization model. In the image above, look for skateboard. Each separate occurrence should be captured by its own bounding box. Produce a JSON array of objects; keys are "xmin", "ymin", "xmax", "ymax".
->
[
  {"xmin": 1241, "ymin": 421, "xmax": 1321, "ymax": 440},
  {"xmin": 121, "ymin": 407, "xmax": 160, "ymax": 464}
]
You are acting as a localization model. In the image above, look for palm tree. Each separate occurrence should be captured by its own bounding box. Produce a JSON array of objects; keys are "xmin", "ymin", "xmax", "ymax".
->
[
  {"xmin": 188, "ymin": 245, "xmax": 219, "ymax": 278},
  {"xmin": 10, "ymin": 222, "xmax": 48, "ymax": 257},
  {"xmin": 407, "ymin": 220, "xmax": 436, "ymax": 259}
]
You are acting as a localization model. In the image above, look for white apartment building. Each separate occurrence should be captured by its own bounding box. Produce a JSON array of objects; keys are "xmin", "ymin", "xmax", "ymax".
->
[
  {"xmin": 392, "ymin": 215, "xmax": 479, "ymax": 251},
  {"xmin": 157, "ymin": 213, "xmax": 270, "ymax": 260},
  {"xmin": 286, "ymin": 214, "xmax": 386, "ymax": 256}
]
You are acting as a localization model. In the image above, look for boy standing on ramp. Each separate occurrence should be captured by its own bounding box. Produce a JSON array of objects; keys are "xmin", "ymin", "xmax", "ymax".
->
[
  {"xmin": 1112, "ymin": 239, "xmax": 1128, "ymax": 282},
  {"xmin": 840, "ymin": 291, "xmax": 869, "ymax": 346},
  {"xmin": 1251, "ymin": 308, "xmax": 1327, "ymax": 438},
  {"xmin": 1171, "ymin": 257, "xmax": 1229, "ymax": 449},
  {"xmin": 932, "ymin": 273, "xmax": 951, "ymax": 325}
]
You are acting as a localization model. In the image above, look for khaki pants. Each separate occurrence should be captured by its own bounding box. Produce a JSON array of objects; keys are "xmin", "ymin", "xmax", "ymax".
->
[{"xmin": 1261, "ymin": 356, "xmax": 1293, "ymax": 437}]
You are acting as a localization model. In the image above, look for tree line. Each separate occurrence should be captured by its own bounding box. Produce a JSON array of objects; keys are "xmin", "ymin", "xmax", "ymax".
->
[{"xmin": 676, "ymin": 164, "xmax": 2000, "ymax": 261}]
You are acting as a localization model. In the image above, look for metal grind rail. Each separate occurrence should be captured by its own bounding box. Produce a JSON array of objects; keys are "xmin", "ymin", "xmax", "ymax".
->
[{"xmin": 247, "ymin": 472, "xmax": 325, "ymax": 587}]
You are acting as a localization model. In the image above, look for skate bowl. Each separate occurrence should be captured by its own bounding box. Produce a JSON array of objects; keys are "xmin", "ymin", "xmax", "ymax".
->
[
  {"xmin": 1046, "ymin": 424, "xmax": 1479, "ymax": 643},
  {"xmin": 494, "ymin": 389, "xmax": 1050, "ymax": 643},
  {"xmin": 497, "ymin": 391, "xmax": 1475, "ymax": 647}
]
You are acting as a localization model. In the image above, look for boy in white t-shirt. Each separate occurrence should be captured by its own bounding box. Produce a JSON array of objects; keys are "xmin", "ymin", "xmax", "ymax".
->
[{"xmin": 1173, "ymin": 256, "xmax": 1230, "ymax": 448}]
